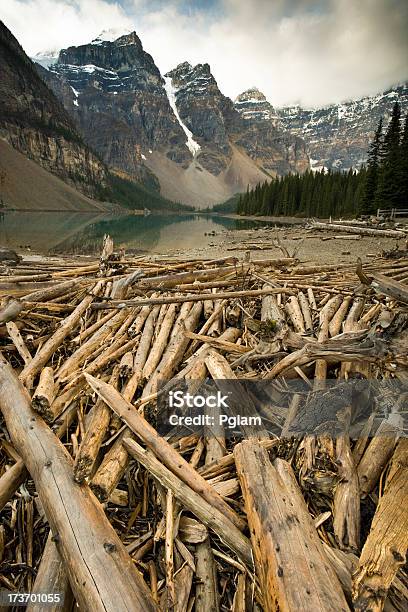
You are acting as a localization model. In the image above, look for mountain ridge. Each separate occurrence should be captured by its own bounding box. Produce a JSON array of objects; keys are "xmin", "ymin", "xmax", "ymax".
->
[
  {"xmin": 0, "ymin": 20, "xmax": 108, "ymax": 199},
  {"xmin": 34, "ymin": 31, "xmax": 309, "ymax": 207}
]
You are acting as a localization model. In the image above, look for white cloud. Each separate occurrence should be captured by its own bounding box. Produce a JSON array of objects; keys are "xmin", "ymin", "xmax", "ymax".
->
[
  {"xmin": 1, "ymin": 0, "xmax": 133, "ymax": 53},
  {"xmin": 1, "ymin": 0, "xmax": 407, "ymax": 107}
]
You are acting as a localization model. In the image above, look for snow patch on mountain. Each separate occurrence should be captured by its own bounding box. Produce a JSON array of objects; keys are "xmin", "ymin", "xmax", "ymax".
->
[
  {"xmin": 164, "ymin": 76, "xmax": 201, "ymax": 157},
  {"xmin": 31, "ymin": 48, "xmax": 59, "ymax": 68},
  {"xmin": 92, "ymin": 28, "xmax": 132, "ymax": 44},
  {"xmin": 70, "ymin": 85, "xmax": 79, "ymax": 107}
]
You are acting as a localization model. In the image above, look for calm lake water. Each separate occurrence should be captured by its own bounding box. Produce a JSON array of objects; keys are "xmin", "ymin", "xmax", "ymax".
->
[{"xmin": 0, "ymin": 212, "xmax": 278, "ymax": 255}]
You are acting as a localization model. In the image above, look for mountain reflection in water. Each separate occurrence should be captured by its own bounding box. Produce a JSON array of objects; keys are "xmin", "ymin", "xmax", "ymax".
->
[{"xmin": 0, "ymin": 212, "xmax": 276, "ymax": 255}]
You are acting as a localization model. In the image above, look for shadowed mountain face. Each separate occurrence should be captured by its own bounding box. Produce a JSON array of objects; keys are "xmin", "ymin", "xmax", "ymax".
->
[
  {"xmin": 36, "ymin": 32, "xmax": 309, "ymax": 207},
  {"xmin": 0, "ymin": 20, "xmax": 108, "ymax": 199}
]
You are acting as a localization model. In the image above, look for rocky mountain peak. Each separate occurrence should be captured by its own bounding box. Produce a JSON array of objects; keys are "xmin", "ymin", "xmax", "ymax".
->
[
  {"xmin": 91, "ymin": 28, "xmax": 133, "ymax": 44},
  {"xmin": 236, "ymin": 87, "xmax": 266, "ymax": 102},
  {"xmin": 234, "ymin": 87, "xmax": 279, "ymax": 123},
  {"xmin": 165, "ymin": 62, "xmax": 217, "ymax": 97},
  {"xmin": 57, "ymin": 30, "xmax": 156, "ymax": 79},
  {"xmin": 51, "ymin": 30, "xmax": 162, "ymax": 99}
]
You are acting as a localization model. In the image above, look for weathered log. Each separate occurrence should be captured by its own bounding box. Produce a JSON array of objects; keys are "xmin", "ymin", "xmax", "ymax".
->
[
  {"xmin": 185, "ymin": 299, "xmax": 227, "ymax": 357},
  {"xmin": 369, "ymin": 272, "xmax": 408, "ymax": 304},
  {"xmin": 0, "ymin": 458, "xmax": 27, "ymax": 512},
  {"xmin": 90, "ymin": 303, "xmax": 202, "ymax": 500},
  {"xmin": 23, "ymin": 278, "xmax": 85, "ymax": 302},
  {"xmin": 73, "ymin": 367, "xmax": 120, "ymax": 484},
  {"xmin": 353, "ymin": 440, "xmax": 408, "ymax": 611},
  {"xmin": 333, "ymin": 429, "xmax": 360, "ymax": 553},
  {"xmin": 298, "ymin": 291, "xmax": 313, "ymax": 332},
  {"xmin": 140, "ymin": 265, "xmax": 249, "ymax": 288},
  {"xmin": 205, "ymin": 349, "xmax": 269, "ymax": 439},
  {"xmin": 0, "ymin": 297, "xmax": 23, "ymax": 324},
  {"xmin": 265, "ymin": 333, "xmax": 384, "ymax": 379},
  {"xmin": 6, "ymin": 320, "xmax": 32, "ymax": 364},
  {"xmin": 143, "ymin": 303, "xmax": 178, "ymax": 380},
  {"xmin": 26, "ymin": 534, "xmax": 74, "ymax": 612},
  {"xmin": 285, "ymin": 296, "xmax": 306, "ymax": 333},
  {"xmin": 32, "ymin": 367, "xmax": 58, "ymax": 423},
  {"xmin": 143, "ymin": 301, "xmax": 203, "ymax": 396},
  {"xmin": 127, "ymin": 304, "xmax": 161, "ymax": 389},
  {"xmin": 234, "ymin": 440, "xmax": 349, "ymax": 611},
  {"xmin": 0, "ymin": 353, "xmax": 156, "ymax": 612},
  {"xmin": 357, "ymin": 419, "xmax": 399, "ymax": 496},
  {"xmin": 261, "ymin": 283, "xmax": 287, "ymax": 330},
  {"xmin": 56, "ymin": 308, "xmax": 129, "ymax": 382},
  {"xmin": 312, "ymin": 221, "xmax": 406, "ymax": 238},
  {"xmin": 195, "ymin": 537, "xmax": 220, "ymax": 612},
  {"xmin": 329, "ymin": 297, "xmax": 352, "ymax": 337}
]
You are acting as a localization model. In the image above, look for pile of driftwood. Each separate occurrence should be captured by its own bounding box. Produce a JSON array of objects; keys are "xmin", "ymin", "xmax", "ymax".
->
[{"xmin": 0, "ymin": 239, "xmax": 407, "ymax": 611}]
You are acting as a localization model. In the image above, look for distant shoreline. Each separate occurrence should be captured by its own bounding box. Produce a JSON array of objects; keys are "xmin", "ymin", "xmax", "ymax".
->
[{"xmin": 212, "ymin": 213, "xmax": 305, "ymax": 225}]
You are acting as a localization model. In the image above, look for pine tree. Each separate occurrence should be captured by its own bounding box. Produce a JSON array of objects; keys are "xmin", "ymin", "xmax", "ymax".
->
[
  {"xmin": 361, "ymin": 118, "xmax": 383, "ymax": 214},
  {"xmin": 375, "ymin": 102, "xmax": 401, "ymax": 210},
  {"xmin": 398, "ymin": 114, "xmax": 408, "ymax": 208}
]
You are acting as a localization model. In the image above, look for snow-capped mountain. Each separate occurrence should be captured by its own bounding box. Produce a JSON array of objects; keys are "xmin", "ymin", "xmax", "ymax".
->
[
  {"xmin": 34, "ymin": 32, "xmax": 308, "ymax": 206},
  {"xmin": 91, "ymin": 27, "xmax": 132, "ymax": 44},
  {"xmin": 276, "ymin": 84, "xmax": 408, "ymax": 171}
]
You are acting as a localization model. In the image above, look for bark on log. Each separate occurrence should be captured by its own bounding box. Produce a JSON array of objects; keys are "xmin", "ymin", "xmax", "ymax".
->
[{"xmin": 0, "ymin": 353, "xmax": 156, "ymax": 612}]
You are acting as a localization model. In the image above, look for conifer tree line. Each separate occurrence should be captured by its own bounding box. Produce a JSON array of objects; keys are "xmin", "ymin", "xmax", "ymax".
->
[{"xmin": 236, "ymin": 102, "xmax": 408, "ymax": 218}]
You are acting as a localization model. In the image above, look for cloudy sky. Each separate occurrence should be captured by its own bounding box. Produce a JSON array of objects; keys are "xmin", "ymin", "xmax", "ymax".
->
[{"xmin": 1, "ymin": 0, "xmax": 407, "ymax": 107}]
